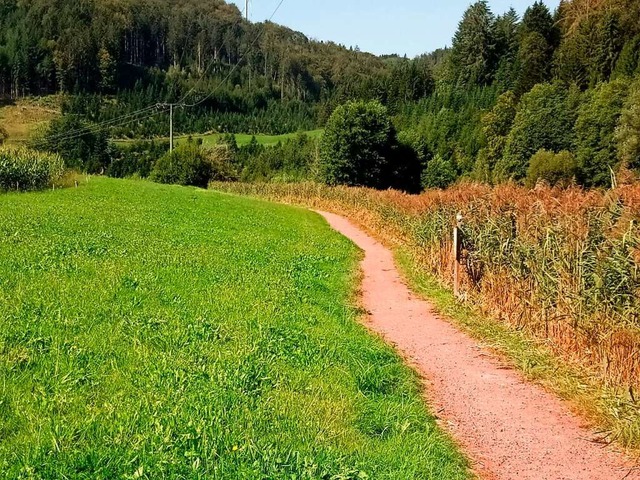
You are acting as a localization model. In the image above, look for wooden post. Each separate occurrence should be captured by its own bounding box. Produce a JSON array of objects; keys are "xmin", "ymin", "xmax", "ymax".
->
[{"xmin": 453, "ymin": 213, "xmax": 463, "ymax": 299}]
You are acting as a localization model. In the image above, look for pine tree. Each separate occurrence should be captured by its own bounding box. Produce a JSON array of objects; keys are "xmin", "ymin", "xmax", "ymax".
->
[
  {"xmin": 98, "ymin": 47, "xmax": 116, "ymax": 93},
  {"xmin": 449, "ymin": 1, "xmax": 496, "ymax": 87},
  {"xmin": 515, "ymin": 2, "xmax": 557, "ymax": 95},
  {"xmin": 493, "ymin": 9, "xmax": 520, "ymax": 91},
  {"xmin": 592, "ymin": 12, "xmax": 623, "ymax": 85}
]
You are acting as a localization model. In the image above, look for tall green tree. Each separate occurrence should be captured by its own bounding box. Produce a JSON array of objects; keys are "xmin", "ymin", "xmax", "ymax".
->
[
  {"xmin": 319, "ymin": 100, "xmax": 395, "ymax": 189},
  {"xmin": 615, "ymin": 79, "xmax": 640, "ymax": 174},
  {"xmin": 592, "ymin": 12, "xmax": 624, "ymax": 85},
  {"xmin": 496, "ymin": 83, "xmax": 576, "ymax": 182},
  {"xmin": 614, "ymin": 35, "xmax": 640, "ymax": 78},
  {"xmin": 476, "ymin": 91, "xmax": 517, "ymax": 182},
  {"xmin": 449, "ymin": 1, "xmax": 496, "ymax": 87},
  {"xmin": 493, "ymin": 9, "xmax": 520, "ymax": 91},
  {"xmin": 575, "ymin": 79, "xmax": 629, "ymax": 186},
  {"xmin": 515, "ymin": 1, "xmax": 558, "ymax": 94}
]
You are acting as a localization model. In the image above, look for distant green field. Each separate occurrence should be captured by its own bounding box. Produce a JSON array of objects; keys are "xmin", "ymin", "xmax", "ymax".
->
[
  {"xmin": 182, "ymin": 129, "xmax": 324, "ymax": 147},
  {"xmin": 115, "ymin": 130, "xmax": 324, "ymax": 148},
  {"xmin": 0, "ymin": 178, "xmax": 467, "ymax": 479}
]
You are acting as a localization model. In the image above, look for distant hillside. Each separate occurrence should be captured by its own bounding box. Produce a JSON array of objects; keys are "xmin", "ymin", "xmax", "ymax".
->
[{"xmin": 0, "ymin": 0, "xmax": 391, "ymax": 101}]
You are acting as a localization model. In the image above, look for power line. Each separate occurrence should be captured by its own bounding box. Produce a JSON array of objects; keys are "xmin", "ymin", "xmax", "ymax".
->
[
  {"xmin": 35, "ymin": 105, "xmax": 170, "ymax": 147},
  {"xmin": 39, "ymin": 0, "xmax": 286, "ymax": 146},
  {"xmin": 184, "ymin": 0, "xmax": 286, "ymax": 108},
  {"xmin": 32, "ymin": 104, "xmax": 164, "ymax": 146},
  {"xmin": 38, "ymin": 1, "xmax": 250, "ymax": 146}
]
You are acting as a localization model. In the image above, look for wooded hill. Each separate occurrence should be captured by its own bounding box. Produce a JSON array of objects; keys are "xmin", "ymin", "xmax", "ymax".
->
[
  {"xmin": 2, "ymin": 0, "xmax": 640, "ymax": 188},
  {"xmin": 0, "ymin": 0, "xmax": 414, "ymax": 102}
]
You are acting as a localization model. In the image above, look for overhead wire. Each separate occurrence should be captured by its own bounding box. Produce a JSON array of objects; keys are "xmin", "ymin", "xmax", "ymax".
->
[
  {"xmin": 38, "ymin": 0, "xmax": 259, "ymax": 146},
  {"xmin": 183, "ymin": 0, "xmax": 286, "ymax": 108},
  {"xmin": 43, "ymin": 25, "xmax": 198, "ymax": 146}
]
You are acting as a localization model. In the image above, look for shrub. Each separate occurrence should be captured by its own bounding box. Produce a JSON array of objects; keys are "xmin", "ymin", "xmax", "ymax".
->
[
  {"xmin": 33, "ymin": 115, "xmax": 114, "ymax": 173},
  {"xmin": 421, "ymin": 154, "xmax": 457, "ymax": 189},
  {"xmin": 496, "ymin": 83, "xmax": 577, "ymax": 182},
  {"xmin": 237, "ymin": 134, "xmax": 318, "ymax": 183},
  {"xmin": 0, "ymin": 146, "xmax": 64, "ymax": 191},
  {"xmin": 526, "ymin": 149, "xmax": 577, "ymax": 187},
  {"xmin": 207, "ymin": 145, "xmax": 239, "ymax": 182},
  {"xmin": 150, "ymin": 141, "xmax": 237, "ymax": 187},
  {"xmin": 109, "ymin": 140, "xmax": 169, "ymax": 178},
  {"xmin": 319, "ymin": 100, "xmax": 395, "ymax": 189}
]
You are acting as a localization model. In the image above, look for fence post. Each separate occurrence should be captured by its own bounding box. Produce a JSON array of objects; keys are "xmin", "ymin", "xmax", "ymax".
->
[{"xmin": 453, "ymin": 213, "xmax": 463, "ymax": 299}]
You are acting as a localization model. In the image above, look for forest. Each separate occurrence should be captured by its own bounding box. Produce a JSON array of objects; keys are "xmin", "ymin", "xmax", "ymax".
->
[{"xmin": 1, "ymin": 0, "xmax": 640, "ymax": 189}]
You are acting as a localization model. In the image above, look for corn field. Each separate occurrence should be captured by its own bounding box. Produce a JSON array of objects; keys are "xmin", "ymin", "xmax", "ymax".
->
[
  {"xmin": 212, "ymin": 181, "xmax": 640, "ymax": 396},
  {"xmin": 0, "ymin": 145, "xmax": 64, "ymax": 192}
]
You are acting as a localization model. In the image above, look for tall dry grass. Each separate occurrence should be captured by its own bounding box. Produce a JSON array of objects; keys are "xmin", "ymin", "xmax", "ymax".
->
[{"xmin": 212, "ymin": 181, "xmax": 640, "ymax": 398}]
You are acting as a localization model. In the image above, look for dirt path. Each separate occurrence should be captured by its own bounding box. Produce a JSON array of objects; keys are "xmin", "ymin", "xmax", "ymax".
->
[{"xmin": 318, "ymin": 210, "xmax": 639, "ymax": 480}]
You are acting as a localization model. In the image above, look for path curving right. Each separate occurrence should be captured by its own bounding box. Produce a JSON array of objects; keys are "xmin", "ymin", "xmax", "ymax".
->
[{"xmin": 318, "ymin": 210, "xmax": 639, "ymax": 480}]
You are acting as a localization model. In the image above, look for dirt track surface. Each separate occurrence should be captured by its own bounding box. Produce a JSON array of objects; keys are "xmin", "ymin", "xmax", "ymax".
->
[{"xmin": 318, "ymin": 210, "xmax": 640, "ymax": 480}]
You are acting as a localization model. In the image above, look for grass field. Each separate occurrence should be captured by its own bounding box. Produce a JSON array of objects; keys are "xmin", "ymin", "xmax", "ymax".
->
[
  {"xmin": 0, "ymin": 178, "xmax": 467, "ymax": 479},
  {"xmin": 111, "ymin": 129, "xmax": 324, "ymax": 148},
  {"xmin": 176, "ymin": 129, "xmax": 324, "ymax": 147},
  {"xmin": 0, "ymin": 98, "xmax": 60, "ymax": 143}
]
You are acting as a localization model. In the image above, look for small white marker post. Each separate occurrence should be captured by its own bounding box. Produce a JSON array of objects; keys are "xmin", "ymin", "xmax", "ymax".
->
[{"xmin": 453, "ymin": 213, "xmax": 463, "ymax": 299}]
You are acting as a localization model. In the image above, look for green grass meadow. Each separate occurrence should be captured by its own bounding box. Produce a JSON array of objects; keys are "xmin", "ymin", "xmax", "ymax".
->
[
  {"xmin": 114, "ymin": 130, "xmax": 324, "ymax": 149},
  {"xmin": 176, "ymin": 129, "xmax": 324, "ymax": 147},
  {"xmin": 0, "ymin": 178, "xmax": 467, "ymax": 479}
]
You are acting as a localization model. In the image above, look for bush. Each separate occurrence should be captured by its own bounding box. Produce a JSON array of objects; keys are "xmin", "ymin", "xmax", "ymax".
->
[
  {"xmin": 235, "ymin": 134, "xmax": 318, "ymax": 183},
  {"xmin": 207, "ymin": 145, "xmax": 239, "ymax": 182},
  {"xmin": 421, "ymin": 154, "xmax": 457, "ymax": 189},
  {"xmin": 0, "ymin": 146, "xmax": 64, "ymax": 191},
  {"xmin": 109, "ymin": 140, "xmax": 169, "ymax": 178},
  {"xmin": 526, "ymin": 149, "xmax": 577, "ymax": 187},
  {"xmin": 33, "ymin": 115, "xmax": 114, "ymax": 173},
  {"xmin": 150, "ymin": 141, "xmax": 237, "ymax": 187},
  {"xmin": 319, "ymin": 100, "xmax": 395, "ymax": 188}
]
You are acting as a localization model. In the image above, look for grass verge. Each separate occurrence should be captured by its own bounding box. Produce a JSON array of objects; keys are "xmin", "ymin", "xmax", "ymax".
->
[{"xmin": 0, "ymin": 178, "xmax": 468, "ymax": 479}]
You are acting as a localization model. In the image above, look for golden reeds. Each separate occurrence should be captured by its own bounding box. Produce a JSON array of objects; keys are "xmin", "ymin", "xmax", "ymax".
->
[{"xmin": 212, "ymin": 181, "xmax": 640, "ymax": 395}]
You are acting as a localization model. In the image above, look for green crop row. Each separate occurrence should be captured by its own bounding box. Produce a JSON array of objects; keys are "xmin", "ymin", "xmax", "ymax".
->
[{"xmin": 0, "ymin": 145, "xmax": 64, "ymax": 192}]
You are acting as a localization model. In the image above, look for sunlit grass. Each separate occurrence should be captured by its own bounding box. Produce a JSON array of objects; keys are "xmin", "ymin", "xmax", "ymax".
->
[
  {"xmin": 114, "ymin": 130, "xmax": 324, "ymax": 148},
  {"xmin": 177, "ymin": 129, "xmax": 324, "ymax": 147},
  {"xmin": 0, "ymin": 178, "xmax": 467, "ymax": 478}
]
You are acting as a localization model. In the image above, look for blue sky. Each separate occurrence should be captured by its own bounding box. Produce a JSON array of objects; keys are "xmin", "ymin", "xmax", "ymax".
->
[{"xmin": 229, "ymin": 0, "xmax": 561, "ymax": 57}]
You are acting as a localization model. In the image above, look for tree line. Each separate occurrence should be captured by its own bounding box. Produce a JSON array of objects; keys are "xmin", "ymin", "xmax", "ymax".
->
[
  {"xmin": 402, "ymin": 0, "xmax": 640, "ymax": 188},
  {"xmin": 9, "ymin": 0, "xmax": 640, "ymax": 190}
]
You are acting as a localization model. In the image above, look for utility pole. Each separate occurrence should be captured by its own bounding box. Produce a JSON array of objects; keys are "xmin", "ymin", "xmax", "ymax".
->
[
  {"xmin": 169, "ymin": 103, "xmax": 174, "ymax": 152},
  {"xmin": 159, "ymin": 102, "xmax": 184, "ymax": 152}
]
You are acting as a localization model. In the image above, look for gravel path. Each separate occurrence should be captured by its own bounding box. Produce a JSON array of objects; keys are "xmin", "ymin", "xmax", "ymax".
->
[{"xmin": 319, "ymin": 210, "xmax": 639, "ymax": 480}]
